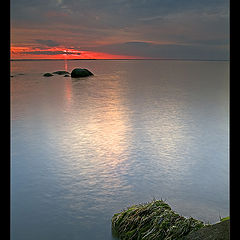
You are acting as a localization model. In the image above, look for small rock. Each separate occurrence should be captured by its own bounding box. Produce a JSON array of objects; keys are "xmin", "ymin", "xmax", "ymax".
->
[
  {"xmin": 52, "ymin": 70, "xmax": 70, "ymax": 75},
  {"xmin": 43, "ymin": 73, "xmax": 54, "ymax": 77}
]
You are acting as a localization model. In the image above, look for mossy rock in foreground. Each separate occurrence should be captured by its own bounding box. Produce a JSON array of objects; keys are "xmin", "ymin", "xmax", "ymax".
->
[{"xmin": 112, "ymin": 200, "xmax": 205, "ymax": 240}]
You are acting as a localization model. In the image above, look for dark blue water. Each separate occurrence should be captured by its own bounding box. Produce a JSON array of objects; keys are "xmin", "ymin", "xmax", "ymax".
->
[{"xmin": 11, "ymin": 60, "xmax": 229, "ymax": 240}]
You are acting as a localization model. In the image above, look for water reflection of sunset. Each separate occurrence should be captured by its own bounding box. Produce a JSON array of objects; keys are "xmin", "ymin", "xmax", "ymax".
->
[
  {"xmin": 86, "ymin": 95, "xmax": 129, "ymax": 169},
  {"xmin": 63, "ymin": 78, "xmax": 73, "ymax": 104},
  {"xmin": 64, "ymin": 59, "xmax": 68, "ymax": 72},
  {"xmin": 58, "ymin": 74, "xmax": 131, "ymax": 191}
]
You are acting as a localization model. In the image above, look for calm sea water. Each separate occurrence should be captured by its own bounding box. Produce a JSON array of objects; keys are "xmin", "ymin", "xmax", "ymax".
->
[{"xmin": 11, "ymin": 60, "xmax": 229, "ymax": 240}]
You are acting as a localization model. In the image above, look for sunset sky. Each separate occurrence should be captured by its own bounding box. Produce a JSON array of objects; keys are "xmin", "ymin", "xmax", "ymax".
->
[{"xmin": 11, "ymin": 0, "xmax": 229, "ymax": 60}]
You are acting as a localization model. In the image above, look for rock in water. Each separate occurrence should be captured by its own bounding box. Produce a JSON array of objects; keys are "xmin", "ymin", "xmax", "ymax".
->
[
  {"xmin": 71, "ymin": 68, "xmax": 94, "ymax": 78},
  {"xmin": 112, "ymin": 200, "xmax": 205, "ymax": 240},
  {"xmin": 52, "ymin": 70, "xmax": 70, "ymax": 75},
  {"xmin": 184, "ymin": 219, "xmax": 230, "ymax": 240},
  {"xmin": 43, "ymin": 73, "xmax": 54, "ymax": 77}
]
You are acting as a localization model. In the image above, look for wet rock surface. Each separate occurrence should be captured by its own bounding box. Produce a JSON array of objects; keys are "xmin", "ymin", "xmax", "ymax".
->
[
  {"xmin": 52, "ymin": 71, "xmax": 70, "ymax": 75},
  {"xmin": 71, "ymin": 68, "xmax": 94, "ymax": 78},
  {"xmin": 43, "ymin": 73, "xmax": 54, "ymax": 77},
  {"xmin": 184, "ymin": 219, "xmax": 230, "ymax": 240}
]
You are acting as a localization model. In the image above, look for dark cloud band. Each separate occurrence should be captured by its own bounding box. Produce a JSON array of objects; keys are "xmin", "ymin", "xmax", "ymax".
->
[{"xmin": 22, "ymin": 50, "xmax": 81, "ymax": 55}]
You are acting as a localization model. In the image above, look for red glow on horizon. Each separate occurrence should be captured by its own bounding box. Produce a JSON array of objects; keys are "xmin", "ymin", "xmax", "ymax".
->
[{"xmin": 11, "ymin": 46, "xmax": 147, "ymax": 60}]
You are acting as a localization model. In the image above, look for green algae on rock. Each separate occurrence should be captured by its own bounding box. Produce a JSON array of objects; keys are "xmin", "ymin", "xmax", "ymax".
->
[
  {"xmin": 111, "ymin": 200, "xmax": 205, "ymax": 240},
  {"xmin": 220, "ymin": 216, "xmax": 229, "ymax": 222}
]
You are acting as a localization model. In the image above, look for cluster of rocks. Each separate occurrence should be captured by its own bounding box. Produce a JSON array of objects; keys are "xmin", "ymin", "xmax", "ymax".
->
[{"xmin": 43, "ymin": 68, "xmax": 93, "ymax": 78}]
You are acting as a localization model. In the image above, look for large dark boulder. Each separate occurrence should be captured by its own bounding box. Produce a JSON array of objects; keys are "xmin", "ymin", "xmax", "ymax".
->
[{"xmin": 71, "ymin": 68, "xmax": 94, "ymax": 78}]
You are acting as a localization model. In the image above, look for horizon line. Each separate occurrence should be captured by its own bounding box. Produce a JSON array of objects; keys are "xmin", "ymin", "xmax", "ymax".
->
[{"xmin": 10, "ymin": 58, "xmax": 229, "ymax": 62}]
